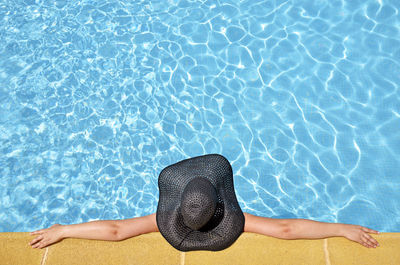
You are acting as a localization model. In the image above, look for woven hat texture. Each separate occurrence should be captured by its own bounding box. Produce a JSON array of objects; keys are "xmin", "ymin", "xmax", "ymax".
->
[{"xmin": 156, "ymin": 154, "xmax": 244, "ymax": 251}]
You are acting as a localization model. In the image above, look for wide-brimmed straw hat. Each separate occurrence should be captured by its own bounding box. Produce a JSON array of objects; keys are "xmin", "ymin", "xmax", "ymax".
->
[{"xmin": 156, "ymin": 154, "xmax": 244, "ymax": 251}]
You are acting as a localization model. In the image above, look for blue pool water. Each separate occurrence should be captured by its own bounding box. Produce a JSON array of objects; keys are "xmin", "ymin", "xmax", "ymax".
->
[{"xmin": 1, "ymin": 0, "xmax": 399, "ymax": 232}]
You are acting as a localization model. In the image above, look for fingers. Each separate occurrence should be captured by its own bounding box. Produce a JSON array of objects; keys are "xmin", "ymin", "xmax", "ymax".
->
[
  {"xmin": 30, "ymin": 235, "xmax": 42, "ymax": 245},
  {"xmin": 31, "ymin": 241, "xmax": 41, "ymax": 248},
  {"xmin": 30, "ymin": 230, "xmax": 44, "ymax": 248},
  {"xmin": 361, "ymin": 227, "xmax": 379, "ymax": 234},
  {"xmin": 30, "ymin": 235, "xmax": 45, "ymax": 248},
  {"xmin": 30, "ymin": 238, "xmax": 49, "ymax": 249},
  {"xmin": 363, "ymin": 234, "xmax": 379, "ymax": 248},
  {"xmin": 31, "ymin": 241, "xmax": 46, "ymax": 249},
  {"xmin": 361, "ymin": 233, "xmax": 379, "ymax": 248},
  {"xmin": 359, "ymin": 226, "xmax": 380, "ymax": 248},
  {"xmin": 30, "ymin": 233, "xmax": 51, "ymax": 249},
  {"xmin": 30, "ymin": 230, "xmax": 44, "ymax": 235},
  {"xmin": 361, "ymin": 241, "xmax": 371, "ymax": 248}
]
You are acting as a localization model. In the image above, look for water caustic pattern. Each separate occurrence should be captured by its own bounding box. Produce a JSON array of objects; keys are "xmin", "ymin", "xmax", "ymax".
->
[{"xmin": 0, "ymin": 0, "xmax": 399, "ymax": 232}]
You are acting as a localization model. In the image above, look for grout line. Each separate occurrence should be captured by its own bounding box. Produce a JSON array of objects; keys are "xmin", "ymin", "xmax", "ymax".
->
[
  {"xmin": 180, "ymin": 251, "xmax": 185, "ymax": 265},
  {"xmin": 323, "ymin": 239, "xmax": 331, "ymax": 265},
  {"xmin": 40, "ymin": 247, "xmax": 49, "ymax": 265}
]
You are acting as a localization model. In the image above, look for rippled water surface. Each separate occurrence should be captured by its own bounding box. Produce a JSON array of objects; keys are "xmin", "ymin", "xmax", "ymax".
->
[{"xmin": 1, "ymin": 0, "xmax": 399, "ymax": 232}]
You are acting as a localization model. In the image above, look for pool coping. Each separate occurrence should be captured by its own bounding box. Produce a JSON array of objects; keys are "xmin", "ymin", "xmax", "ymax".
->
[{"xmin": 1, "ymin": 232, "xmax": 399, "ymax": 264}]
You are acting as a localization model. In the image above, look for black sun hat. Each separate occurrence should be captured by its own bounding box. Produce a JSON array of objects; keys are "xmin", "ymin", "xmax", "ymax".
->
[{"xmin": 156, "ymin": 154, "xmax": 245, "ymax": 252}]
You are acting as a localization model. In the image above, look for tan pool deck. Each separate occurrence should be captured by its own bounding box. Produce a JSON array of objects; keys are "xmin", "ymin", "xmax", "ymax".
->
[{"xmin": 1, "ymin": 232, "xmax": 399, "ymax": 265}]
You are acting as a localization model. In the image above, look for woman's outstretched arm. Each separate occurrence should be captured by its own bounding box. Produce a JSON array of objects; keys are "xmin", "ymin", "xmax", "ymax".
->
[
  {"xmin": 244, "ymin": 213, "xmax": 379, "ymax": 248},
  {"xmin": 30, "ymin": 213, "xmax": 158, "ymax": 249}
]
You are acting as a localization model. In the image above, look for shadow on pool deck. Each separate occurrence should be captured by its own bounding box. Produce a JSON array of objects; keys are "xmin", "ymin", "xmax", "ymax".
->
[{"xmin": 1, "ymin": 232, "xmax": 399, "ymax": 264}]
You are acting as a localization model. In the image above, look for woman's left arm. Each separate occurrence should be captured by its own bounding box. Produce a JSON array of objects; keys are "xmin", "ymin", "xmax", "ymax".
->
[
  {"xmin": 30, "ymin": 213, "xmax": 159, "ymax": 249},
  {"xmin": 114, "ymin": 213, "xmax": 159, "ymax": 241}
]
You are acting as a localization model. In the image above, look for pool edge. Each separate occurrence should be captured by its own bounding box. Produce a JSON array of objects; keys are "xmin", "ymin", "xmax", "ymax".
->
[{"xmin": 1, "ymin": 232, "xmax": 399, "ymax": 264}]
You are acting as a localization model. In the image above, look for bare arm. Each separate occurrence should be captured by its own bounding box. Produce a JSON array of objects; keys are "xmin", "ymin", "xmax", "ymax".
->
[
  {"xmin": 30, "ymin": 213, "xmax": 158, "ymax": 249},
  {"xmin": 114, "ymin": 213, "xmax": 158, "ymax": 240},
  {"xmin": 244, "ymin": 213, "xmax": 379, "ymax": 248}
]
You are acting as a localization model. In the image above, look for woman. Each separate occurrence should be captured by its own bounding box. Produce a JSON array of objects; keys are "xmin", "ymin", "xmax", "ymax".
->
[{"xmin": 30, "ymin": 154, "xmax": 380, "ymax": 250}]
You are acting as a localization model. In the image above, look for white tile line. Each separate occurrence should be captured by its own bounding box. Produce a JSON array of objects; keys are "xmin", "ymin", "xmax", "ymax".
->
[
  {"xmin": 40, "ymin": 247, "xmax": 49, "ymax": 265},
  {"xmin": 324, "ymin": 239, "xmax": 331, "ymax": 265},
  {"xmin": 180, "ymin": 251, "xmax": 185, "ymax": 265}
]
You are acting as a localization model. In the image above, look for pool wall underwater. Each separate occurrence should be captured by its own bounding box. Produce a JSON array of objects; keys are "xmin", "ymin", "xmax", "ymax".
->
[{"xmin": 0, "ymin": 0, "xmax": 399, "ymax": 234}]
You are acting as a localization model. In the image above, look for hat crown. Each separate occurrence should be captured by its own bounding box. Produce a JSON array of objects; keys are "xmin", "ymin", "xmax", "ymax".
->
[{"xmin": 180, "ymin": 177, "xmax": 217, "ymax": 230}]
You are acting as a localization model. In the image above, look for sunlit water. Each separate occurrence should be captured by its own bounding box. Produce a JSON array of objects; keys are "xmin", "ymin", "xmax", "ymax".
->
[{"xmin": 1, "ymin": 0, "xmax": 399, "ymax": 232}]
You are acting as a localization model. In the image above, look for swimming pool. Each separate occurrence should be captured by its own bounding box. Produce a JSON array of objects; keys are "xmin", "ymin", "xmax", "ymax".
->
[{"xmin": 1, "ymin": 0, "xmax": 399, "ymax": 232}]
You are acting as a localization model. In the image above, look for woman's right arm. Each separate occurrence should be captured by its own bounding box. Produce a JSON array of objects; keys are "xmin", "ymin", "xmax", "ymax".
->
[
  {"xmin": 243, "ymin": 213, "xmax": 379, "ymax": 248},
  {"xmin": 30, "ymin": 213, "xmax": 158, "ymax": 249}
]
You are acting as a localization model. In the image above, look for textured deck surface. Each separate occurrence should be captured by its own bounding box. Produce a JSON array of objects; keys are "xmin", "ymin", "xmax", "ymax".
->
[{"xmin": 1, "ymin": 232, "xmax": 399, "ymax": 265}]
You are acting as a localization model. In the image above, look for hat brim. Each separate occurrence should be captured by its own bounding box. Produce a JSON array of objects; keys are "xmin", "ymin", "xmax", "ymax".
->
[{"xmin": 156, "ymin": 154, "xmax": 244, "ymax": 251}]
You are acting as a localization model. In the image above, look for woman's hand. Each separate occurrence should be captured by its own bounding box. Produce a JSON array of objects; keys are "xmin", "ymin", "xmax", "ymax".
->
[
  {"xmin": 30, "ymin": 224, "xmax": 64, "ymax": 249},
  {"xmin": 342, "ymin": 224, "xmax": 380, "ymax": 248}
]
